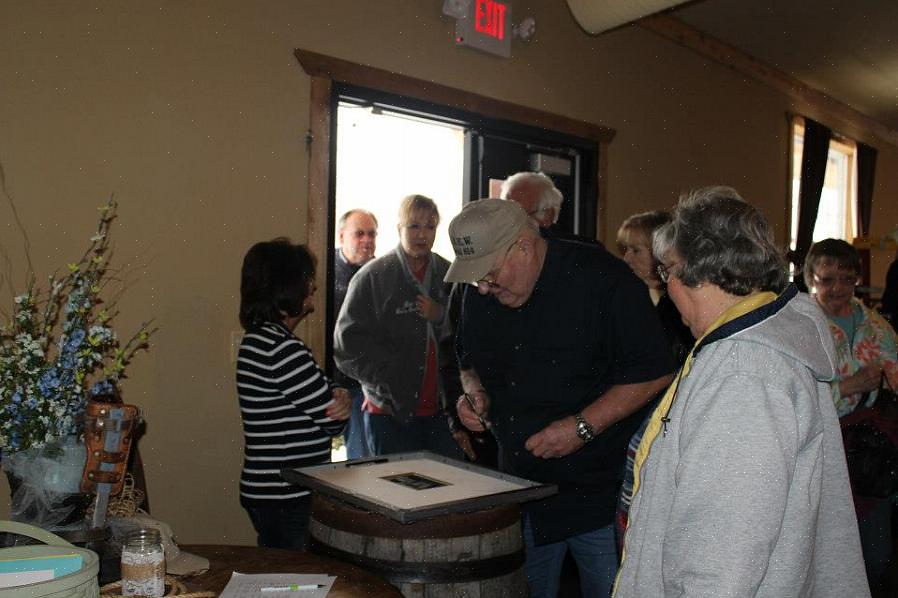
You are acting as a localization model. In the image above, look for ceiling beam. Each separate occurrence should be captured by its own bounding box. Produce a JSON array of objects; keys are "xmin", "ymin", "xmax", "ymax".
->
[{"xmin": 638, "ymin": 14, "xmax": 898, "ymax": 148}]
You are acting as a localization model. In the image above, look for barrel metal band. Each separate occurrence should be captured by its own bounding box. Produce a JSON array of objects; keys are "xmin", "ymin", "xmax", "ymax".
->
[{"xmin": 308, "ymin": 537, "xmax": 524, "ymax": 584}]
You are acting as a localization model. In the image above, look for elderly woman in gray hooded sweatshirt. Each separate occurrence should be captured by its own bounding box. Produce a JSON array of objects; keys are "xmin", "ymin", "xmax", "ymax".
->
[{"xmin": 614, "ymin": 186, "xmax": 868, "ymax": 598}]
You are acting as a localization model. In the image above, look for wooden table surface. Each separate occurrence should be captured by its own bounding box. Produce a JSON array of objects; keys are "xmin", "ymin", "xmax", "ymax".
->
[{"xmin": 179, "ymin": 544, "xmax": 402, "ymax": 597}]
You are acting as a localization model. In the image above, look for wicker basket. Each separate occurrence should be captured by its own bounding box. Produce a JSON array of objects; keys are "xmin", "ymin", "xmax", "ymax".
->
[{"xmin": 0, "ymin": 520, "xmax": 99, "ymax": 598}]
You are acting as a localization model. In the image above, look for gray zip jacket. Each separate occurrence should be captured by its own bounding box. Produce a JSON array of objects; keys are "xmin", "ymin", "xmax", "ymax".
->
[
  {"xmin": 333, "ymin": 245, "xmax": 449, "ymax": 422},
  {"xmin": 615, "ymin": 288, "xmax": 869, "ymax": 598}
]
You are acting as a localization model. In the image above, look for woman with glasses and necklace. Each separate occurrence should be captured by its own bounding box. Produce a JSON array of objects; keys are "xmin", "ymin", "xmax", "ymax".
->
[
  {"xmin": 804, "ymin": 238, "xmax": 898, "ymax": 417},
  {"xmin": 617, "ymin": 211, "xmax": 695, "ymax": 368},
  {"xmin": 615, "ymin": 187, "xmax": 867, "ymax": 597},
  {"xmin": 803, "ymin": 238, "xmax": 898, "ymax": 586}
]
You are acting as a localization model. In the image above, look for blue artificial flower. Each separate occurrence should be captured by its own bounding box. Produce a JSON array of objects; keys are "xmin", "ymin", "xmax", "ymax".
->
[
  {"xmin": 38, "ymin": 370, "xmax": 62, "ymax": 395},
  {"xmin": 11, "ymin": 392, "xmax": 21, "ymax": 404},
  {"xmin": 65, "ymin": 329, "xmax": 86, "ymax": 351},
  {"xmin": 57, "ymin": 353, "xmax": 77, "ymax": 383},
  {"xmin": 90, "ymin": 379, "xmax": 115, "ymax": 397}
]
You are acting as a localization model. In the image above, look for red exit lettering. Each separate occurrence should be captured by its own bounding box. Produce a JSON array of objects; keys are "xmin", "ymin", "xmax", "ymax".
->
[{"xmin": 474, "ymin": 0, "xmax": 506, "ymax": 41}]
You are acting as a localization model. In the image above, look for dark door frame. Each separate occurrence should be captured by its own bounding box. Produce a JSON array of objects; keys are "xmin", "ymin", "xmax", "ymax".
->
[{"xmin": 294, "ymin": 48, "xmax": 616, "ymax": 359}]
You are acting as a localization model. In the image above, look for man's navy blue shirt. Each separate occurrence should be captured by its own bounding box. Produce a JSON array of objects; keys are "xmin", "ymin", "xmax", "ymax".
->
[{"xmin": 458, "ymin": 238, "xmax": 674, "ymax": 544}]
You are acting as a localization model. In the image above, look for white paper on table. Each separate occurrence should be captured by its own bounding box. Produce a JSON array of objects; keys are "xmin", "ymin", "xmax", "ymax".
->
[{"xmin": 218, "ymin": 571, "xmax": 336, "ymax": 598}]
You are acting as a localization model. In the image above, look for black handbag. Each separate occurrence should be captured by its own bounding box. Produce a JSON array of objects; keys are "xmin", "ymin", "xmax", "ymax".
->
[{"xmin": 841, "ymin": 375, "xmax": 898, "ymax": 498}]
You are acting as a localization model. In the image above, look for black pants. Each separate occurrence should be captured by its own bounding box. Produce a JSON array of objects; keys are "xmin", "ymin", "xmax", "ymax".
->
[{"xmin": 245, "ymin": 495, "xmax": 311, "ymax": 550}]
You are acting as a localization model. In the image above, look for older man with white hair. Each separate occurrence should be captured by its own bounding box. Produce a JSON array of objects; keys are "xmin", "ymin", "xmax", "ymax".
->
[
  {"xmin": 500, "ymin": 171, "xmax": 563, "ymax": 229},
  {"xmin": 445, "ymin": 199, "xmax": 674, "ymax": 598}
]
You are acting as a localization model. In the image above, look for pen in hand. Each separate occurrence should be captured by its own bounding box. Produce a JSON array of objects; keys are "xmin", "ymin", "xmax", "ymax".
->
[
  {"xmin": 260, "ymin": 584, "xmax": 325, "ymax": 593},
  {"xmin": 462, "ymin": 392, "xmax": 493, "ymax": 432}
]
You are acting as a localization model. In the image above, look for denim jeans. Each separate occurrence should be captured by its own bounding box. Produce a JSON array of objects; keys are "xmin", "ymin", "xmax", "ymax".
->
[
  {"xmin": 244, "ymin": 495, "xmax": 311, "ymax": 550},
  {"xmin": 343, "ymin": 388, "xmax": 370, "ymax": 460},
  {"xmin": 363, "ymin": 411, "xmax": 463, "ymax": 459},
  {"xmin": 523, "ymin": 517, "xmax": 618, "ymax": 598}
]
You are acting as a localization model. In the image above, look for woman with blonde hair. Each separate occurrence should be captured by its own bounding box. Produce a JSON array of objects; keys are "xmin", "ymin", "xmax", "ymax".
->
[
  {"xmin": 615, "ymin": 210, "xmax": 694, "ymax": 548},
  {"xmin": 617, "ymin": 210, "xmax": 693, "ymax": 363},
  {"xmin": 334, "ymin": 194, "xmax": 462, "ymax": 458}
]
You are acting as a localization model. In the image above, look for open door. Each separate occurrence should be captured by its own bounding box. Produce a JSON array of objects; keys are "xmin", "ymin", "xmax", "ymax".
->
[{"xmin": 465, "ymin": 130, "xmax": 597, "ymax": 239}]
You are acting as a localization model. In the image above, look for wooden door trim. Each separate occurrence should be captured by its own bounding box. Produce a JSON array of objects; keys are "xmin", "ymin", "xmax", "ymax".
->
[{"xmin": 295, "ymin": 49, "xmax": 615, "ymax": 143}]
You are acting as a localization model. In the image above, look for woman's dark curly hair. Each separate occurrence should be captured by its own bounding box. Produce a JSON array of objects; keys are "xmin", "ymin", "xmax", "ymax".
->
[
  {"xmin": 652, "ymin": 186, "xmax": 788, "ymax": 296},
  {"xmin": 239, "ymin": 237, "xmax": 316, "ymax": 330}
]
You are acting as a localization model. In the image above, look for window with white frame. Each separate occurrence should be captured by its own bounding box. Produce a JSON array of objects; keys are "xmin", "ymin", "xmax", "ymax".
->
[{"xmin": 789, "ymin": 118, "xmax": 857, "ymax": 251}]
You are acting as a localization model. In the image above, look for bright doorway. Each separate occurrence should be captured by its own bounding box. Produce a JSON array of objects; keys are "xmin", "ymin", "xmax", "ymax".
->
[
  {"xmin": 334, "ymin": 102, "xmax": 467, "ymax": 262},
  {"xmin": 330, "ymin": 103, "xmax": 466, "ymax": 462}
]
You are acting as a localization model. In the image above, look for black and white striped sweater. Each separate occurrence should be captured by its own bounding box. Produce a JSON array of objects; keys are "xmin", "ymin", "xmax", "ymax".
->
[{"xmin": 236, "ymin": 321, "xmax": 344, "ymax": 508}]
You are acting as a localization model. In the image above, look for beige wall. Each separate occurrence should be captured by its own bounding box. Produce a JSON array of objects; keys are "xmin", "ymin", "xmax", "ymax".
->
[{"xmin": 2, "ymin": 1, "xmax": 896, "ymax": 544}]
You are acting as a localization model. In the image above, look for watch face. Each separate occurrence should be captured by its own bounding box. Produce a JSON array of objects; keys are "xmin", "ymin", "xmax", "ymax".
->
[
  {"xmin": 577, "ymin": 420, "xmax": 592, "ymax": 441},
  {"xmin": 577, "ymin": 422, "xmax": 589, "ymax": 440}
]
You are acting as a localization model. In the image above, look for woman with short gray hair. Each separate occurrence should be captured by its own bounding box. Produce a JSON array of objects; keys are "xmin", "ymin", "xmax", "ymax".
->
[
  {"xmin": 802, "ymin": 238, "xmax": 897, "ymax": 417},
  {"xmin": 615, "ymin": 186, "xmax": 868, "ymax": 597},
  {"xmin": 651, "ymin": 186, "xmax": 787, "ymax": 297}
]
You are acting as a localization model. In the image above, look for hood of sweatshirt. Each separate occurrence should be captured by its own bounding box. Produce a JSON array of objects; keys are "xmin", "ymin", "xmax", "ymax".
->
[{"xmin": 694, "ymin": 284, "xmax": 836, "ymax": 385}]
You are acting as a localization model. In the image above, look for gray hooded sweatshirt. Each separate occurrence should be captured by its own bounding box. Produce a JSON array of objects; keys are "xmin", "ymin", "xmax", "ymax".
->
[{"xmin": 615, "ymin": 288, "xmax": 869, "ymax": 598}]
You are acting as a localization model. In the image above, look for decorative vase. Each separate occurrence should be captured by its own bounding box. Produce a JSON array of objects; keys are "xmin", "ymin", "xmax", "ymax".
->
[{"xmin": 2, "ymin": 437, "xmax": 90, "ymax": 533}]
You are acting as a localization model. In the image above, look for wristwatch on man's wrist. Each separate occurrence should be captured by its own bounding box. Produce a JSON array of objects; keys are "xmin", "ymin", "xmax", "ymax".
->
[{"xmin": 574, "ymin": 412, "xmax": 596, "ymax": 443}]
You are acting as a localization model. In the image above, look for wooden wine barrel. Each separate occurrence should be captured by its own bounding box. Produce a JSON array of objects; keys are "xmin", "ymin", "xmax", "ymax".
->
[{"xmin": 308, "ymin": 494, "xmax": 529, "ymax": 597}]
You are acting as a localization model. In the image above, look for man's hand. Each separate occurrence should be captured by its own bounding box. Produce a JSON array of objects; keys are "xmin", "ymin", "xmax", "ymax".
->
[
  {"xmin": 326, "ymin": 387, "xmax": 352, "ymax": 421},
  {"xmin": 451, "ymin": 428, "xmax": 478, "ymax": 461},
  {"xmin": 525, "ymin": 416, "xmax": 583, "ymax": 459},
  {"xmin": 456, "ymin": 390, "xmax": 490, "ymax": 432},
  {"xmin": 416, "ymin": 294, "xmax": 443, "ymax": 322}
]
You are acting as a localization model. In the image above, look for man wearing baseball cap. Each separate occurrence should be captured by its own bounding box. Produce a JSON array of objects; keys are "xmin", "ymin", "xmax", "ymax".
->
[{"xmin": 446, "ymin": 198, "xmax": 674, "ymax": 598}]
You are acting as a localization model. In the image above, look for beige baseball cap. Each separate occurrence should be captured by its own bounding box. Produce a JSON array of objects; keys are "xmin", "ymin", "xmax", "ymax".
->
[{"xmin": 444, "ymin": 199, "xmax": 529, "ymax": 284}]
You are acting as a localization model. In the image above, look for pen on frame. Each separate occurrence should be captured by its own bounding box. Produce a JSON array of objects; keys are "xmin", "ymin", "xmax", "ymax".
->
[
  {"xmin": 462, "ymin": 392, "xmax": 493, "ymax": 432},
  {"xmin": 260, "ymin": 584, "xmax": 325, "ymax": 592}
]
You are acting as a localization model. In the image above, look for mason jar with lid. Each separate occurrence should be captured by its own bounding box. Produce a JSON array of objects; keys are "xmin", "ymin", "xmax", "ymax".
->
[{"xmin": 120, "ymin": 528, "xmax": 165, "ymax": 597}]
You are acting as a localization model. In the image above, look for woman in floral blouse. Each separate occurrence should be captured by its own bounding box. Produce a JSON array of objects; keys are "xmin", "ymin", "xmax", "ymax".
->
[
  {"xmin": 804, "ymin": 238, "xmax": 898, "ymax": 585},
  {"xmin": 804, "ymin": 239, "xmax": 898, "ymax": 417}
]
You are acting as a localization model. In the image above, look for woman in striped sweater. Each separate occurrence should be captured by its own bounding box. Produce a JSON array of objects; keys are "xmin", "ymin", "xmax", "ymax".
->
[{"xmin": 236, "ymin": 238, "xmax": 350, "ymax": 549}]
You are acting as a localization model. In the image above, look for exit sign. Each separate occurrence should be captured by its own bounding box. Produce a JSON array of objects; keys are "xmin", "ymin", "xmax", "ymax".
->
[{"xmin": 455, "ymin": 0, "xmax": 512, "ymax": 58}]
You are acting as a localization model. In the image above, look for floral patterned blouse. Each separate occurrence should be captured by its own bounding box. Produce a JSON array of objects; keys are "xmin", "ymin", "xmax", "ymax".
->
[{"xmin": 827, "ymin": 298, "xmax": 898, "ymax": 417}]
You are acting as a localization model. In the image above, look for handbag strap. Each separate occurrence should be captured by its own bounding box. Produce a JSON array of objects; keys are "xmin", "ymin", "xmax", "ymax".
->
[{"xmin": 0, "ymin": 520, "xmax": 75, "ymax": 548}]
